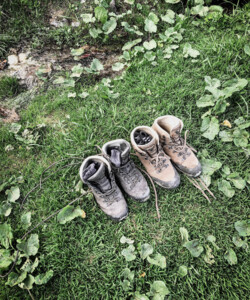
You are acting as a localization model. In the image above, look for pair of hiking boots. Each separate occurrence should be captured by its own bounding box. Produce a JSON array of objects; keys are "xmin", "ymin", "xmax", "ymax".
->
[{"xmin": 79, "ymin": 115, "xmax": 202, "ymax": 221}]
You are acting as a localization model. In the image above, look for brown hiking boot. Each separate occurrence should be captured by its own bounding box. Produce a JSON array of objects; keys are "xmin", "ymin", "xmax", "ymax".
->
[
  {"xmin": 131, "ymin": 126, "xmax": 180, "ymax": 189},
  {"xmin": 152, "ymin": 115, "xmax": 202, "ymax": 177},
  {"xmin": 102, "ymin": 139, "xmax": 150, "ymax": 202},
  {"xmin": 79, "ymin": 156, "xmax": 128, "ymax": 221}
]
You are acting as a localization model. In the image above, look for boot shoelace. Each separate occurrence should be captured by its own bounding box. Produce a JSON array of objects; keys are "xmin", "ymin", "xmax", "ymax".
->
[{"xmin": 168, "ymin": 130, "xmax": 197, "ymax": 153}]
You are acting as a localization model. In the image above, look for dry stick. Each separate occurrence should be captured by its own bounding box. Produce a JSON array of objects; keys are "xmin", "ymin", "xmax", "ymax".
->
[
  {"xmin": 39, "ymin": 157, "xmax": 83, "ymax": 188},
  {"xmin": 198, "ymin": 177, "xmax": 216, "ymax": 199},
  {"xmin": 21, "ymin": 162, "xmax": 81, "ymax": 209},
  {"xmin": 0, "ymin": 195, "xmax": 84, "ymax": 279},
  {"xmin": 27, "ymin": 289, "xmax": 35, "ymax": 300},
  {"xmin": 187, "ymin": 176, "xmax": 211, "ymax": 203}
]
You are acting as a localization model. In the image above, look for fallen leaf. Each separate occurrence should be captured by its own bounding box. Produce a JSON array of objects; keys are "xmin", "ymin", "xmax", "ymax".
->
[
  {"xmin": 0, "ymin": 107, "xmax": 20, "ymax": 123},
  {"xmin": 221, "ymin": 120, "xmax": 232, "ymax": 128},
  {"xmin": 139, "ymin": 272, "xmax": 146, "ymax": 278}
]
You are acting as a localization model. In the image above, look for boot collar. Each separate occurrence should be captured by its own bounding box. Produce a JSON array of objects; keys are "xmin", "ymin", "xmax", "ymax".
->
[
  {"xmin": 131, "ymin": 126, "xmax": 160, "ymax": 155},
  {"xmin": 102, "ymin": 139, "xmax": 131, "ymax": 165},
  {"xmin": 153, "ymin": 115, "xmax": 183, "ymax": 140}
]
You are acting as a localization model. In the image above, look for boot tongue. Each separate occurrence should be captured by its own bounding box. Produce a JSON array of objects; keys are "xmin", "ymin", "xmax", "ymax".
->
[
  {"xmin": 170, "ymin": 123, "xmax": 182, "ymax": 144},
  {"xmin": 138, "ymin": 138, "xmax": 158, "ymax": 158},
  {"xmin": 88, "ymin": 162, "xmax": 111, "ymax": 193},
  {"xmin": 109, "ymin": 144, "xmax": 130, "ymax": 166}
]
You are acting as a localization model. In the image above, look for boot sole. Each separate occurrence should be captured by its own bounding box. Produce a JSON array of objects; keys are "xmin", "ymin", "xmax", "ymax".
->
[
  {"xmin": 174, "ymin": 164, "xmax": 202, "ymax": 178},
  {"xmin": 131, "ymin": 194, "xmax": 150, "ymax": 203},
  {"xmin": 110, "ymin": 212, "xmax": 129, "ymax": 222}
]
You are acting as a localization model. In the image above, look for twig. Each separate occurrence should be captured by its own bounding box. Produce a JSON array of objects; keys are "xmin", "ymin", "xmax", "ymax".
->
[
  {"xmin": 198, "ymin": 177, "xmax": 216, "ymax": 199},
  {"xmin": 27, "ymin": 289, "xmax": 35, "ymax": 300}
]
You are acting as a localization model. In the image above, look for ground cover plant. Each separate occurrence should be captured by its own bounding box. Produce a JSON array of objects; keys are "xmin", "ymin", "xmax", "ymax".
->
[{"xmin": 0, "ymin": 0, "xmax": 249, "ymax": 299}]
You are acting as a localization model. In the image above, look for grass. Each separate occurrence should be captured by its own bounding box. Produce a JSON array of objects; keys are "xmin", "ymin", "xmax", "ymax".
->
[{"xmin": 0, "ymin": 4, "xmax": 249, "ymax": 300}]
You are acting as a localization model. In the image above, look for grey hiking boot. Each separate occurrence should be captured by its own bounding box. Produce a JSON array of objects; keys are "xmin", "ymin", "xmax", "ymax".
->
[
  {"xmin": 79, "ymin": 156, "xmax": 128, "ymax": 221},
  {"xmin": 102, "ymin": 139, "xmax": 150, "ymax": 202}
]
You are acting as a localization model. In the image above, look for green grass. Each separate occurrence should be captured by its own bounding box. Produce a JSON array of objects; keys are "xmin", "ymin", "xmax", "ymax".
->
[{"xmin": 0, "ymin": 6, "xmax": 249, "ymax": 300}]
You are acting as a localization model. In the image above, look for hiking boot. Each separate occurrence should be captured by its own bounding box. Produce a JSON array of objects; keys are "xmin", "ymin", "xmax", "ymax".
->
[
  {"xmin": 79, "ymin": 156, "xmax": 128, "ymax": 221},
  {"xmin": 102, "ymin": 139, "xmax": 150, "ymax": 202},
  {"xmin": 152, "ymin": 115, "xmax": 202, "ymax": 177},
  {"xmin": 131, "ymin": 126, "xmax": 180, "ymax": 189}
]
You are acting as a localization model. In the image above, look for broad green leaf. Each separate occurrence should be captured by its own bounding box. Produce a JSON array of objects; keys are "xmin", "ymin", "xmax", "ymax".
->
[
  {"xmin": 81, "ymin": 13, "xmax": 95, "ymax": 23},
  {"xmin": 6, "ymin": 186, "xmax": 20, "ymax": 202},
  {"xmin": 79, "ymin": 92, "xmax": 89, "ymax": 99},
  {"xmin": 178, "ymin": 265, "xmax": 188, "ymax": 277},
  {"xmin": 147, "ymin": 281, "xmax": 170, "ymax": 299},
  {"xmin": 134, "ymin": 292, "xmax": 149, "ymax": 300},
  {"xmin": 222, "ymin": 166, "xmax": 231, "ymax": 176},
  {"xmin": 144, "ymin": 19, "xmax": 157, "ymax": 33},
  {"xmin": 204, "ymin": 76, "xmax": 221, "ymax": 88},
  {"xmin": 217, "ymin": 179, "xmax": 235, "ymax": 198},
  {"xmin": 201, "ymin": 157, "xmax": 222, "ymax": 176},
  {"xmin": 34, "ymin": 270, "xmax": 53, "ymax": 285},
  {"xmin": 209, "ymin": 5, "xmax": 223, "ymax": 13},
  {"xmin": 63, "ymin": 79, "xmax": 75, "ymax": 87},
  {"xmin": 21, "ymin": 257, "xmax": 39, "ymax": 273},
  {"xmin": 68, "ymin": 92, "xmax": 76, "ymax": 98},
  {"xmin": 57, "ymin": 206, "xmax": 85, "ymax": 224},
  {"xmin": 0, "ymin": 223, "xmax": 13, "ymax": 249},
  {"xmin": 227, "ymin": 173, "xmax": 246, "ymax": 190},
  {"xmin": 184, "ymin": 240, "xmax": 204, "ymax": 257},
  {"xmin": 0, "ymin": 249, "xmax": 13, "ymax": 269},
  {"xmin": 53, "ymin": 76, "xmax": 65, "ymax": 84},
  {"xmin": 0, "ymin": 202, "xmax": 12, "ymax": 217},
  {"xmin": 191, "ymin": 5, "xmax": 209, "ymax": 17},
  {"xmin": 224, "ymin": 248, "xmax": 237, "ymax": 265},
  {"xmin": 89, "ymin": 27, "xmax": 102, "ymax": 38},
  {"xmin": 95, "ymin": 6, "xmax": 108, "ymax": 24},
  {"xmin": 161, "ymin": 10, "xmax": 175, "ymax": 24},
  {"xmin": 71, "ymin": 47, "xmax": 85, "ymax": 56},
  {"xmin": 244, "ymin": 44, "xmax": 250, "ymax": 56},
  {"xmin": 9, "ymin": 123, "xmax": 21, "ymax": 134},
  {"xmin": 165, "ymin": 0, "xmax": 180, "ymax": 3},
  {"xmin": 112, "ymin": 62, "xmax": 124, "ymax": 72},
  {"xmin": 148, "ymin": 12, "xmax": 159, "ymax": 24},
  {"xmin": 18, "ymin": 274, "xmax": 35, "ymax": 289},
  {"xmin": 200, "ymin": 116, "xmax": 220, "ymax": 140},
  {"xmin": 205, "ymin": 86, "xmax": 224, "ymax": 99},
  {"xmin": 121, "ymin": 245, "xmax": 136, "ymax": 261},
  {"xmin": 123, "ymin": 51, "xmax": 131, "ymax": 61},
  {"xmin": 222, "ymin": 78, "xmax": 248, "ymax": 99},
  {"xmin": 102, "ymin": 18, "xmax": 117, "ymax": 34},
  {"xmin": 144, "ymin": 51, "xmax": 156, "ymax": 62},
  {"xmin": 147, "ymin": 253, "xmax": 166, "ymax": 269},
  {"xmin": 120, "ymin": 236, "xmax": 134, "ymax": 244},
  {"xmin": 143, "ymin": 40, "xmax": 157, "ymax": 50},
  {"xmin": 122, "ymin": 39, "xmax": 142, "ymax": 51},
  {"xmin": 122, "ymin": 268, "xmax": 134, "ymax": 281},
  {"xmin": 179, "ymin": 227, "xmax": 189, "ymax": 243},
  {"xmin": 207, "ymin": 235, "xmax": 220, "ymax": 250},
  {"xmin": 125, "ymin": 0, "xmax": 135, "ymax": 4},
  {"xmin": 85, "ymin": 59, "xmax": 104, "ymax": 74},
  {"xmin": 6, "ymin": 272, "xmax": 27, "ymax": 287},
  {"xmin": 121, "ymin": 279, "xmax": 131, "ymax": 291},
  {"xmin": 204, "ymin": 245, "xmax": 215, "ymax": 264},
  {"xmin": 183, "ymin": 43, "xmax": 200, "ymax": 58},
  {"xmin": 219, "ymin": 130, "xmax": 233, "ymax": 142},
  {"xmin": 233, "ymin": 129, "xmax": 249, "ymax": 148},
  {"xmin": 17, "ymin": 234, "xmax": 39, "ymax": 256},
  {"xmin": 71, "ymin": 64, "xmax": 84, "ymax": 78},
  {"xmin": 140, "ymin": 243, "xmax": 153, "ymax": 259},
  {"xmin": 234, "ymin": 220, "xmax": 250, "ymax": 237},
  {"xmin": 232, "ymin": 236, "xmax": 248, "ymax": 250},
  {"xmin": 196, "ymin": 95, "xmax": 215, "ymax": 108},
  {"xmin": 200, "ymin": 174, "xmax": 211, "ymax": 187},
  {"xmin": 121, "ymin": 22, "xmax": 143, "ymax": 36},
  {"xmin": 21, "ymin": 212, "xmax": 31, "ymax": 229},
  {"xmin": 213, "ymin": 98, "xmax": 227, "ymax": 114},
  {"xmin": 234, "ymin": 117, "xmax": 250, "ymax": 130}
]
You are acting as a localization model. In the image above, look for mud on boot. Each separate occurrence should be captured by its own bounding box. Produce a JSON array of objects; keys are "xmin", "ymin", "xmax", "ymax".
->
[
  {"xmin": 131, "ymin": 126, "xmax": 180, "ymax": 189},
  {"xmin": 102, "ymin": 139, "xmax": 150, "ymax": 202},
  {"xmin": 79, "ymin": 156, "xmax": 128, "ymax": 221},
  {"xmin": 152, "ymin": 115, "xmax": 202, "ymax": 178}
]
